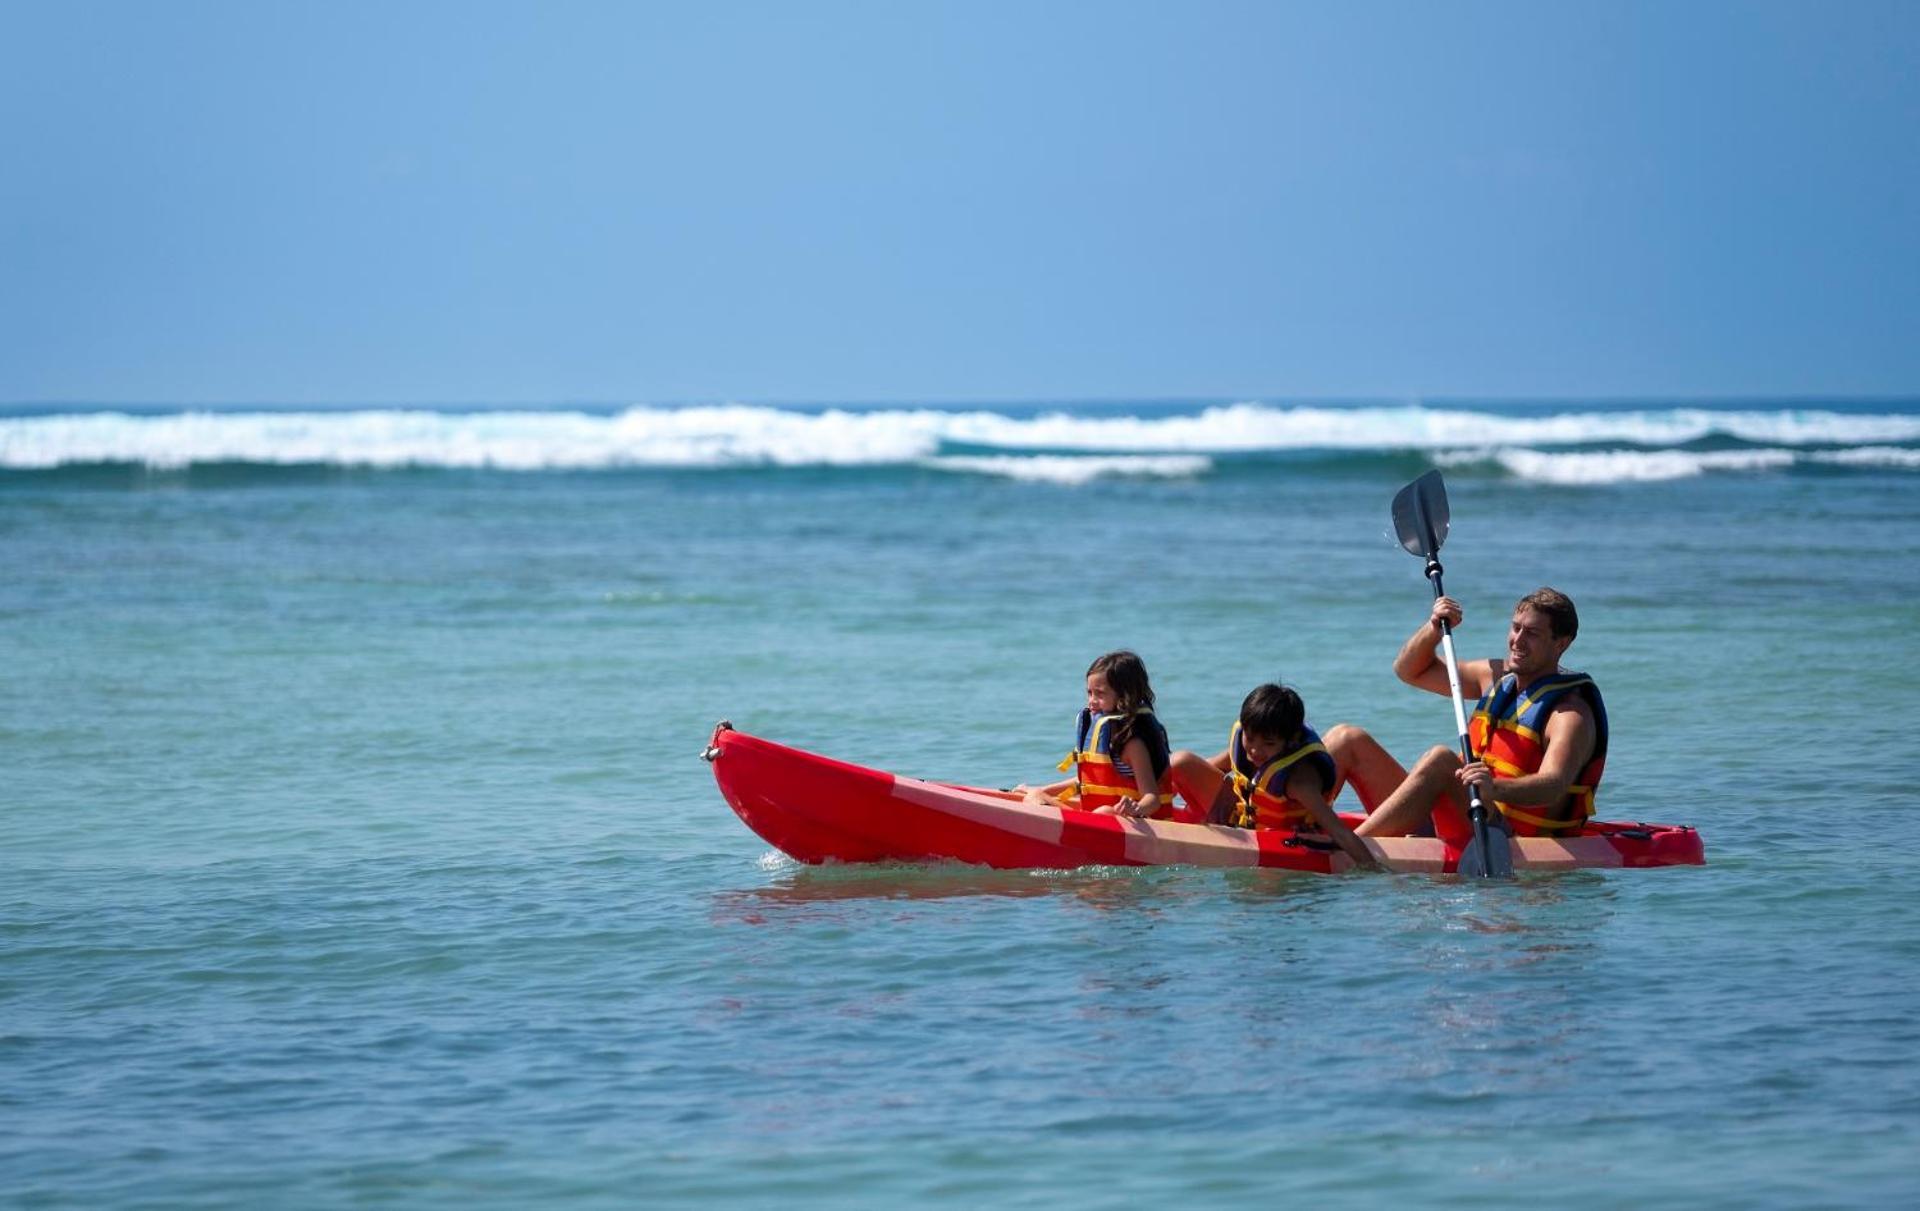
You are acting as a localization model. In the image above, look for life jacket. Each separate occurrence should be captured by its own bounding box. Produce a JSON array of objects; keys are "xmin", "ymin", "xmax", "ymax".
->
[
  {"xmin": 1057, "ymin": 708, "xmax": 1169, "ymax": 811},
  {"xmin": 1224, "ymin": 721, "xmax": 1338, "ymax": 831},
  {"xmin": 1467, "ymin": 671, "xmax": 1609, "ymax": 835}
]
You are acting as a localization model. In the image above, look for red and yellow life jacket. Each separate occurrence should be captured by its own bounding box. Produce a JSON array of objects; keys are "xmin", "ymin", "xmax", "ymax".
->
[
  {"xmin": 1467, "ymin": 671, "xmax": 1609, "ymax": 835},
  {"xmin": 1224, "ymin": 721, "xmax": 1337, "ymax": 831},
  {"xmin": 1058, "ymin": 708, "xmax": 1168, "ymax": 811}
]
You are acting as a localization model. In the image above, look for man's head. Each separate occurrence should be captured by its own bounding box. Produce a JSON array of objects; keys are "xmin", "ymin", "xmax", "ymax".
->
[{"xmin": 1508, "ymin": 587, "xmax": 1578, "ymax": 679}]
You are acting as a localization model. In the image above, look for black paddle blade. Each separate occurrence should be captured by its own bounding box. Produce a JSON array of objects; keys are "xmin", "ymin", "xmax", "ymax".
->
[
  {"xmin": 1456, "ymin": 827, "xmax": 1514, "ymax": 879},
  {"xmin": 1391, "ymin": 470, "xmax": 1451, "ymax": 558}
]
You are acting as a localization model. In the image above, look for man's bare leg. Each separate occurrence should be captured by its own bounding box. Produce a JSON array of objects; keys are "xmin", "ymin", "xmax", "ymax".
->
[
  {"xmin": 1320, "ymin": 724, "xmax": 1407, "ymax": 814},
  {"xmin": 1352, "ymin": 744, "xmax": 1469, "ymax": 837}
]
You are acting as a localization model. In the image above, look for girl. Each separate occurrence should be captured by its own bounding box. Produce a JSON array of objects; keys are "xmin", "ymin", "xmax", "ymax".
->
[{"xmin": 1018, "ymin": 651, "xmax": 1171, "ymax": 818}]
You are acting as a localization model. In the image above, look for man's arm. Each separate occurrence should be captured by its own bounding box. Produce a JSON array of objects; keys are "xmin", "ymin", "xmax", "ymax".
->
[
  {"xmin": 1457, "ymin": 697, "xmax": 1596, "ymax": 809},
  {"xmin": 1395, "ymin": 596, "xmax": 1500, "ymax": 700}
]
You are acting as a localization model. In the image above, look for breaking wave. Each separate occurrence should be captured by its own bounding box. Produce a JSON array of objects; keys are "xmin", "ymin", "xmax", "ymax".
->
[{"xmin": 2, "ymin": 402, "xmax": 1916, "ymax": 485}]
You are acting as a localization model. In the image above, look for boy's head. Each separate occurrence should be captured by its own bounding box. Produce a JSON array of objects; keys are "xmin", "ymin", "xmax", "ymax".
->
[{"xmin": 1239, "ymin": 683, "xmax": 1305, "ymax": 760}]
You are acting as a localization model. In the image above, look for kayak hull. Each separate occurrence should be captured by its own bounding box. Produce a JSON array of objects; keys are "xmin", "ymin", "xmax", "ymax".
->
[{"xmin": 707, "ymin": 728, "xmax": 1705, "ymax": 875}]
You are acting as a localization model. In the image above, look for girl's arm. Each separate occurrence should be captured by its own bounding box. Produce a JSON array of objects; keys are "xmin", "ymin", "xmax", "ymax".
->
[
  {"xmin": 1015, "ymin": 777, "xmax": 1075, "ymax": 807},
  {"xmin": 1098, "ymin": 736, "xmax": 1163, "ymax": 818}
]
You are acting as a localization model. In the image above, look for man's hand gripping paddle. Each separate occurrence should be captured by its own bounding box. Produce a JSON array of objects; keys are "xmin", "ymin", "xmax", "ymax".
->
[{"xmin": 1391, "ymin": 471, "xmax": 1513, "ymax": 879}]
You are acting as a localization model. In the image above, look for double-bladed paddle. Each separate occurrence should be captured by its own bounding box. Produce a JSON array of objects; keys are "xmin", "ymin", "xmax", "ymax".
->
[{"xmin": 1390, "ymin": 470, "xmax": 1513, "ymax": 879}]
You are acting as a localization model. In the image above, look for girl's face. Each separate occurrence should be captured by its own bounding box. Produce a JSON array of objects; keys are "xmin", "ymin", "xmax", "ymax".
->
[{"xmin": 1085, "ymin": 671, "xmax": 1120, "ymax": 715}]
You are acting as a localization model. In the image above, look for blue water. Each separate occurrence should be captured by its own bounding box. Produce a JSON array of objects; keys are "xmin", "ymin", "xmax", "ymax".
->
[{"xmin": 4, "ymin": 400, "xmax": 1918, "ymax": 1207}]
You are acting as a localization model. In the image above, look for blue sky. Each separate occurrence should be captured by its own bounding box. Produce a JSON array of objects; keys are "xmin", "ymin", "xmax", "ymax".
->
[{"xmin": 3, "ymin": 0, "xmax": 1916, "ymax": 404}]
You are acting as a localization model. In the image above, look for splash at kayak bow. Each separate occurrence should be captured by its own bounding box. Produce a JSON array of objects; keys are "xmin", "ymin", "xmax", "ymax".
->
[{"xmin": 702, "ymin": 724, "xmax": 1704, "ymax": 875}]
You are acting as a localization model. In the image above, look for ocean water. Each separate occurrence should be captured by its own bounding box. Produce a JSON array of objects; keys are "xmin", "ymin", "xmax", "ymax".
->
[{"xmin": 3, "ymin": 400, "xmax": 1918, "ymax": 1208}]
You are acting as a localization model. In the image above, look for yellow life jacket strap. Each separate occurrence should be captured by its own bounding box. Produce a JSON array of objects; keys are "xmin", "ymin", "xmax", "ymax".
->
[{"xmin": 1496, "ymin": 784, "xmax": 1595, "ymax": 832}]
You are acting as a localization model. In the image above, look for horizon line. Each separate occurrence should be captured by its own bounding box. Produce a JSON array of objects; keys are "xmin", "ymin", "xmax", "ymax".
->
[{"xmin": 6, "ymin": 392, "xmax": 1920, "ymax": 412}]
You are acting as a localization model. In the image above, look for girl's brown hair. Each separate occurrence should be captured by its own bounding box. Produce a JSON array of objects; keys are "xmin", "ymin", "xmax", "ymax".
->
[{"xmin": 1087, "ymin": 650, "xmax": 1155, "ymax": 753}]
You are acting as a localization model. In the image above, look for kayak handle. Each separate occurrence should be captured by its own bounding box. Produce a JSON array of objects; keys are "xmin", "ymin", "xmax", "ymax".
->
[{"xmin": 702, "ymin": 720, "xmax": 734, "ymax": 762}]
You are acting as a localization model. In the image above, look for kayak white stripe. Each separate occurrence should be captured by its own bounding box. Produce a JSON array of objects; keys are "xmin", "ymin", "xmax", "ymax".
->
[
  {"xmin": 1368, "ymin": 838, "xmax": 1451, "ymax": 874},
  {"xmin": 892, "ymin": 778, "xmax": 1270, "ymax": 865},
  {"xmin": 889, "ymin": 775, "xmax": 1625, "ymax": 872},
  {"xmin": 1121, "ymin": 822, "xmax": 1263, "ymax": 868},
  {"xmin": 1512, "ymin": 835, "xmax": 1624, "ymax": 870},
  {"xmin": 891, "ymin": 778, "xmax": 1072, "ymax": 847}
]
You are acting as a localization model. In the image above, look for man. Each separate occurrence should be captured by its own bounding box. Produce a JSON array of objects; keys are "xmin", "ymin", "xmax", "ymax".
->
[{"xmin": 1349, "ymin": 587, "xmax": 1608, "ymax": 843}]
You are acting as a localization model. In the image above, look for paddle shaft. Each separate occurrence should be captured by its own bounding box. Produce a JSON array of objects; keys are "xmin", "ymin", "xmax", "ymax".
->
[{"xmin": 1422, "ymin": 556, "xmax": 1494, "ymax": 856}]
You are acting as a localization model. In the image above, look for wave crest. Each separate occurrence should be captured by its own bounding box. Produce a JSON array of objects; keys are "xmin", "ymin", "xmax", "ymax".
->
[
  {"xmin": 2, "ymin": 403, "xmax": 1916, "ymax": 481},
  {"xmin": 924, "ymin": 454, "xmax": 1211, "ymax": 485}
]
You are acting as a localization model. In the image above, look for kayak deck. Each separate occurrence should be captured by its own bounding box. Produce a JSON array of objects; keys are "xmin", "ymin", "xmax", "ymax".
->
[{"xmin": 705, "ymin": 726, "xmax": 1705, "ymax": 875}]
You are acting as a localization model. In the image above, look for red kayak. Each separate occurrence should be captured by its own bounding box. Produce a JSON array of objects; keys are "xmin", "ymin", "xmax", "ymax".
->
[{"xmin": 704, "ymin": 724, "xmax": 1706, "ymax": 875}]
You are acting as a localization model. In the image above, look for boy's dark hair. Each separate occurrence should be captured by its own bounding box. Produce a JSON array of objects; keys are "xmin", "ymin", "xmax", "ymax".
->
[
  {"xmin": 1239, "ymin": 683, "xmax": 1305, "ymax": 741},
  {"xmin": 1516, "ymin": 587, "xmax": 1579, "ymax": 641}
]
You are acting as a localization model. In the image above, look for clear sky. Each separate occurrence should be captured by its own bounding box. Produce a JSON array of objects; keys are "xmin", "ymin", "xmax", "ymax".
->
[{"xmin": 3, "ymin": 0, "xmax": 1916, "ymax": 405}]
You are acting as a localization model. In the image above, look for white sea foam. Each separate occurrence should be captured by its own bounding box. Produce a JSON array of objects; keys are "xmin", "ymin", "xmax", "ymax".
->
[
  {"xmin": 923, "ymin": 454, "xmax": 1211, "ymax": 485},
  {"xmin": 1, "ymin": 403, "xmax": 1917, "ymax": 471},
  {"xmin": 1466, "ymin": 447, "xmax": 1802, "ymax": 484},
  {"xmin": 1807, "ymin": 445, "xmax": 1920, "ymax": 469},
  {"xmin": 0, "ymin": 407, "xmax": 949, "ymax": 470},
  {"xmin": 927, "ymin": 403, "xmax": 1920, "ymax": 451}
]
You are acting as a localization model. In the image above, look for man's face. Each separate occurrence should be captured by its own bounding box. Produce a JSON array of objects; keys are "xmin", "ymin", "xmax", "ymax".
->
[{"xmin": 1508, "ymin": 607, "xmax": 1572, "ymax": 678}]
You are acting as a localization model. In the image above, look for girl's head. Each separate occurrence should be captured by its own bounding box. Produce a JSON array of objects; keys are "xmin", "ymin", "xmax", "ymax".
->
[{"xmin": 1086, "ymin": 650, "xmax": 1154, "ymax": 716}]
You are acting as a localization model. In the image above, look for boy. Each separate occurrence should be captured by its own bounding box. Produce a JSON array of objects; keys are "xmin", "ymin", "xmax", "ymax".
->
[{"xmin": 1165, "ymin": 684, "xmax": 1376, "ymax": 867}]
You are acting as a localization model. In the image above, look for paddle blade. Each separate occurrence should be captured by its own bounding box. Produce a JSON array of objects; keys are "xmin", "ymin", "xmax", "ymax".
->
[
  {"xmin": 1391, "ymin": 470, "xmax": 1451, "ymax": 558},
  {"xmin": 1456, "ymin": 827, "xmax": 1514, "ymax": 879}
]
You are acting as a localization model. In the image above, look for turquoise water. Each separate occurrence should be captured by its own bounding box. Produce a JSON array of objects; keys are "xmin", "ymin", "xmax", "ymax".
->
[{"xmin": 4, "ymin": 401, "xmax": 1918, "ymax": 1207}]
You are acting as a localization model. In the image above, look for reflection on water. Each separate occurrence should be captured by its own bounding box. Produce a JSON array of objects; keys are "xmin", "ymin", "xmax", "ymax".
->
[
  {"xmin": 734, "ymin": 862, "xmax": 1063, "ymax": 904},
  {"xmin": 715, "ymin": 856, "xmax": 1626, "ymax": 925},
  {"xmin": 1387, "ymin": 871, "xmax": 1618, "ymax": 938},
  {"xmin": 710, "ymin": 861, "xmax": 1208, "ymax": 926},
  {"xmin": 714, "ymin": 855, "xmax": 1377, "ymax": 924},
  {"xmin": 1371, "ymin": 873, "xmax": 1621, "ymax": 1098},
  {"xmin": 1221, "ymin": 867, "xmax": 1362, "ymax": 910}
]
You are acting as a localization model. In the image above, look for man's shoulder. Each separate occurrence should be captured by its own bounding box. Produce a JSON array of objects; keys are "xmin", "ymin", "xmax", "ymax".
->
[
  {"xmin": 1462, "ymin": 656, "xmax": 1506, "ymax": 682},
  {"xmin": 1543, "ymin": 688, "xmax": 1597, "ymax": 730},
  {"xmin": 1545, "ymin": 671, "xmax": 1602, "ymax": 711}
]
